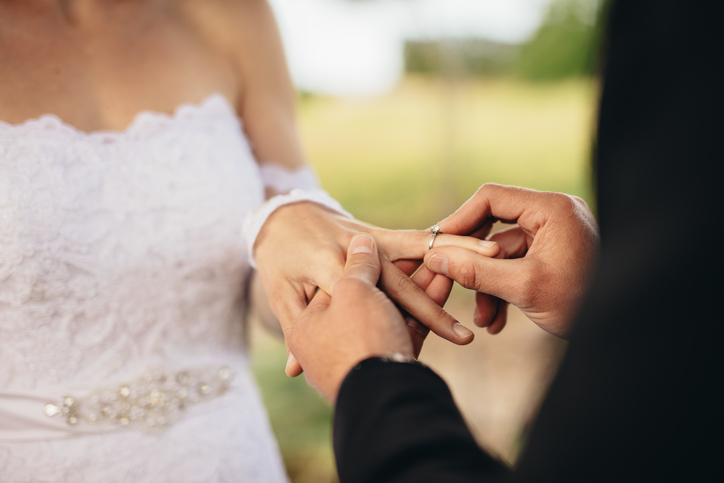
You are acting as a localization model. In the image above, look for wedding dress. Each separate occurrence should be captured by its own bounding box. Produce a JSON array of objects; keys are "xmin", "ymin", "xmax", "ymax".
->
[{"xmin": 0, "ymin": 94, "xmax": 290, "ymax": 482}]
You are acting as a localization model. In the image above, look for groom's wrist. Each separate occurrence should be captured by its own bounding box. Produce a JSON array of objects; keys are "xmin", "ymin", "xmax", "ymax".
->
[
  {"xmin": 354, "ymin": 352, "xmax": 421, "ymax": 369},
  {"xmin": 334, "ymin": 354, "xmax": 437, "ymax": 410},
  {"xmin": 343, "ymin": 354, "xmax": 426, "ymax": 386}
]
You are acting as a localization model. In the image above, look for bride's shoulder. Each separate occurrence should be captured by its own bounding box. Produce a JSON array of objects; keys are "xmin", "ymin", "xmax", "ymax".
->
[
  {"xmin": 178, "ymin": 0, "xmax": 279, "ymax": 44},
  {"xmin": 177, "ymin": 0, "xmax": 284, "ymax": 74}
]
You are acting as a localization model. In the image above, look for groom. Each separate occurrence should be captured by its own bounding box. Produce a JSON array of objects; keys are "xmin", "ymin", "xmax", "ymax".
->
[{"xmin": 286, "ymin": 0, "xmax": 722, "ymax": 481}]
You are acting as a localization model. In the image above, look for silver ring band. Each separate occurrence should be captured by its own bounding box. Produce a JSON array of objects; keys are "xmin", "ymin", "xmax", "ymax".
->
[{"xmin": 428, "ymin": 225, "xmax": 441, "ymax": 250}]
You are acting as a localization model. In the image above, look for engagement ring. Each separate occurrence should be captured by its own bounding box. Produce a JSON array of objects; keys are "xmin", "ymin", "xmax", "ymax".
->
[{"xmin": 429, "ymin": 225, "xmax": 441, "ymax": 250}]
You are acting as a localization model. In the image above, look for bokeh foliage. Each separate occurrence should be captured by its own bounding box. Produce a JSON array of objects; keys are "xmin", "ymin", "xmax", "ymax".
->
[
  {"xmin": 515, "ymin": 0, "xmax": 605, "ymax": 80},
  {"xmin": 405, "ymin": 0, "xmax": 605, "ymax": 80}
]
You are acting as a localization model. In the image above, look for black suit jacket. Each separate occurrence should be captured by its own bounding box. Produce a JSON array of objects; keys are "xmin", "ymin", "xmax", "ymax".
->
[{"xmin": 333, "ymin": 1, "xmax": 724, "ymax": 481}]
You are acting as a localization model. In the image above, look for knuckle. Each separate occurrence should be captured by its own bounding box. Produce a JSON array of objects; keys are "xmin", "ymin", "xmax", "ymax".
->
[
  {"xmin": 551, "ymin": 194, "xmax": 599, "ymax": 232},
  {"xmin": 415, "ymin": 229, "xmax": 431, "ymax": 245},
  {"xmin": 453, "ymin": 261, "xmax": 481, "ymax": 290},
  {"xmin": 571, "ymin": 195, "xmax": 587, "ymax": 207},
  {"xmin": 571, "ymin": 196, "xmax": 598, "ymax": 225},
  {"xmin": 478, "ymin": 182, "xmax": 500, "ymax": 197},
  {"xmin": 550, "ymin": 192, "xmax": 578, "ymax": 213},
  {"xmin": 348, "ymin": 256, "xmax": 378, "ymax": 274},
  {"xmin": 516, "ymin": 263, "xmax": 546, "ymax": 307},
  {"xmin": 472, "ymin": 265, "xmax": 490, "ymax": 292},
  {"xmin": 386, "ymin": 269, "xmax": 416, "ymax": 297}
]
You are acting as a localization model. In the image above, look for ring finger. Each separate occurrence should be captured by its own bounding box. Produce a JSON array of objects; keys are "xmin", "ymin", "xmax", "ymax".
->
[{"xmin": 374, "ymin": 229, "xmax": 501, "ymax": 262}]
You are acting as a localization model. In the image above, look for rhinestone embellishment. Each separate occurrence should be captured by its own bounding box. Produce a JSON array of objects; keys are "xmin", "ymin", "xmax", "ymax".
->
[{"xmin": 44, "ymin": 366, "xmax": 234, "ymax": 430}]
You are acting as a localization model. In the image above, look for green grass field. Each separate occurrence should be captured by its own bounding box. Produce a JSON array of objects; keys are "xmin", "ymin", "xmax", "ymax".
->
[{"xmin": 251, "ymin": 76, "xmax": 599, "ymax": 483}]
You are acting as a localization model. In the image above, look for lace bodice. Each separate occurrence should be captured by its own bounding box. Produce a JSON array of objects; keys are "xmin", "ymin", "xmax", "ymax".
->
[
  {"xmin": 0, "ymin": 94, "xmax": 261, "ymax": 390},
  {"xmin": 0, "ymin": 95, "xmax": 289, "ymax": 482}
]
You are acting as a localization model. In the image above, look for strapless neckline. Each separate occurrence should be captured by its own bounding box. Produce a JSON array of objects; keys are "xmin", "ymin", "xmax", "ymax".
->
[{"xmin": 0, "ymin": 93, "xmax": 236, "ymax": 141}]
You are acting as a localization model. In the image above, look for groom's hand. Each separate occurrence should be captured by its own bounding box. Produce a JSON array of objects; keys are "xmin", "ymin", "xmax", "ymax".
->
[
  {"xmin": 426, "ymin": 184, "xmax": 600, "ymax": 338},
  {"xmin": 286, "ymin": 234, "xmax": 414, "ymax": 403},
  {"xmin": 256, "ymin": 203, "xmax": 500, "ymax": 377}
]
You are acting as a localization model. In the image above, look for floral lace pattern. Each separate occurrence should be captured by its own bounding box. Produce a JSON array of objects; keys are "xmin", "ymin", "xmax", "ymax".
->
[{"xmin": 0, "ymin": 95, "xmax": 288, "ymax": 482}]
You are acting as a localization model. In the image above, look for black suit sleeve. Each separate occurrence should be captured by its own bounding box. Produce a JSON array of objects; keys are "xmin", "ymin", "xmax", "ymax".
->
[
  {"xmin": 334, "ymin": 1, "xmax": 723, "ymax": 482},
  {"xmin": 333, "ymin": 358, "xmax": 509, "ymax": 483}
]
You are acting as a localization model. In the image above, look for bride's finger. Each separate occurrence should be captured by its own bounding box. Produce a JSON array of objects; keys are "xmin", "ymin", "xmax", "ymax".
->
[
  {"xmin": 276, "ymin": 283, "xmax": 316, "ymax": 378},
  {"xmin": 468, "ymin": 219, "xmax": 496, "ymax": 240},
  {"xmin": 274, "ymin": 284, "xmax": 310, "ymax": 337},
  {"xmin": 489, "ymin": 226, "xmax": 530, "ymax": 259},
  {"xmin": 375, "ymin": 229, "xmax": 500, "ymax": 262},
  {"xmin": 394, "ymin": 259, "xmax": 422, "ymax": 277},
  {"xmin": 410, "ymin": 262, "xmax": 435, "ymax": 288},
  {"xmin": 410, "ymin": 264, "xmax": 452, "ymax": 305},
  {"xmin": 421, "ymin": 271, "xmax": 453, "ymax": 307},
  {"xmin": 406, "ymin": 270, "xmax": 453, "ymax": 355},
  {"xmin": 379, "ymin": 258, "xmax": 474, "ymax": 345},
  {"xmin": 286, "ymin": 290, "xmax": 332, "ymax": 377},
  {"xmin": 313, "ymin": 252, "xmax": 347, "ymax": 296},
  {"xmin": 405, "ymin": 316, "xmax": 429, "ymax": 358}
]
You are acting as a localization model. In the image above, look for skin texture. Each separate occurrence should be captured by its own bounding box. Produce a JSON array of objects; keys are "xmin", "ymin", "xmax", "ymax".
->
[
  {"xmin": 427, "ymin": 183, "xmax": 601, "ymax": 338},
  {"xmin": 1, "ymin": 1, "xmax": 237, "ymax": 133},
  {"xmin": 0, "ymin": 0, "xmax": 497, "ymax": 374},
  {"xmin": 287, "ymin": 234, "xmax": 415, "ymax": 403},
  {"xmin": 255, "ymin": 204, "xmax": 501, "ymax": 376},
  {"xmin": 290, "ymin": 184, "xmax": 600, "ymax": 402}
]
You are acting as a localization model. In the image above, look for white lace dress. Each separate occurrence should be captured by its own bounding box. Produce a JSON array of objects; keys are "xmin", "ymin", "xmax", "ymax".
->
[{"xmin": 0, "ymin": 94, "xmax": 290, "ymax": 482}]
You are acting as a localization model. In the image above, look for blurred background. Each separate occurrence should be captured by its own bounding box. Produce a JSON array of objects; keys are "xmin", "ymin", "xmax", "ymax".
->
[{"xmin": 250, "ymin": 0, "xmax": 605, "ymax": 481}]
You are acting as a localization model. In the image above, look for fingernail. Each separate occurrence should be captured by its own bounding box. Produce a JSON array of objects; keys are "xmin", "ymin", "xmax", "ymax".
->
[
  {"xmin": 285, "ymin": 352, "xmax": 295, "ymax": 372},
  {"xmin": 350, "ymin": 233, "xmax": 375, "ymax": 254},
  {"xmin": 427, "ymin": 253, "xmax": 449, "ymax": 276},
  {"xmin": 478, "ymin": 240, "xmax": 497, "ymax": 248},
  {"xmin": 453, "ymin": 323, "xmax": 474, "ymax": 339}
]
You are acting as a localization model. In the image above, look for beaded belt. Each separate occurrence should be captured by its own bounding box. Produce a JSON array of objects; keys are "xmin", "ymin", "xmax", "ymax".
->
[{"xmin": 0, "ymin": 365, "xmax": 236, "ymax": 442}]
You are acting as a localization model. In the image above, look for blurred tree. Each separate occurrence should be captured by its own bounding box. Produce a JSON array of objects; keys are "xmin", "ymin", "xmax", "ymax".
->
[
  {"xmin": 515, "ymin": 0, "xmax": 606, "ymax": 80},
  {"xmin": 403, "ymin": 0, "xmax": 606, "ymax": 81},
  {"xmin": 405, "ymin": 38, "xmax": 517, "ymax": 77}
]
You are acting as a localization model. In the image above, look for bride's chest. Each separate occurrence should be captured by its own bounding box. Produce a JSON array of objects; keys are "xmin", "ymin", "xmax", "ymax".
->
[
  {"xmin": 0, "ymin": 98, "xmax": 263, "ymax": 389},
  {"xmin": 0, "ymin": 5, "xmax": 239, "ymax": 133}
]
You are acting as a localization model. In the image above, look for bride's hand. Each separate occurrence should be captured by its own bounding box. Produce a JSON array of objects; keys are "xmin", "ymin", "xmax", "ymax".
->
[{"xmin": 253, "ymin": 201, "xmax": 500, "ymax": 375}]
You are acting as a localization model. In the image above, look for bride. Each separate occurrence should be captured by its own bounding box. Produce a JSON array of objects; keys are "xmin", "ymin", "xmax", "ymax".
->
[{"xmin": 0, "ymin": 0, "xmax": 494, "ymax": 481}]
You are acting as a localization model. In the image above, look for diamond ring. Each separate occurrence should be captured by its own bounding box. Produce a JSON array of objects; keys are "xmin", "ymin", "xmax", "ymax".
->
[{"xmin": 428, "ymin": 225, "xmax": 441, "ymax": 250}]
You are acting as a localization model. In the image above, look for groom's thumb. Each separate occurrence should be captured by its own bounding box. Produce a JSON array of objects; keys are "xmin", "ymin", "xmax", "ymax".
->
[
  {"xmin": 341, "ymin": 233, "xmax": 381, "ymax": 288},
  {"xmin": 425, "ymin": 246, "xmax": 524, "ymax": 305}
]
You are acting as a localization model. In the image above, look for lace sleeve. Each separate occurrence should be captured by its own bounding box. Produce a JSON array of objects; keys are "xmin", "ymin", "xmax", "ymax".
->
[
  {"xmin": 259, "ymin": 163, "xmax": 321, "ymax": 192},
  {"xmin": 242, "ymin": 164, "xmax": 353, "ymax": 268}
]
